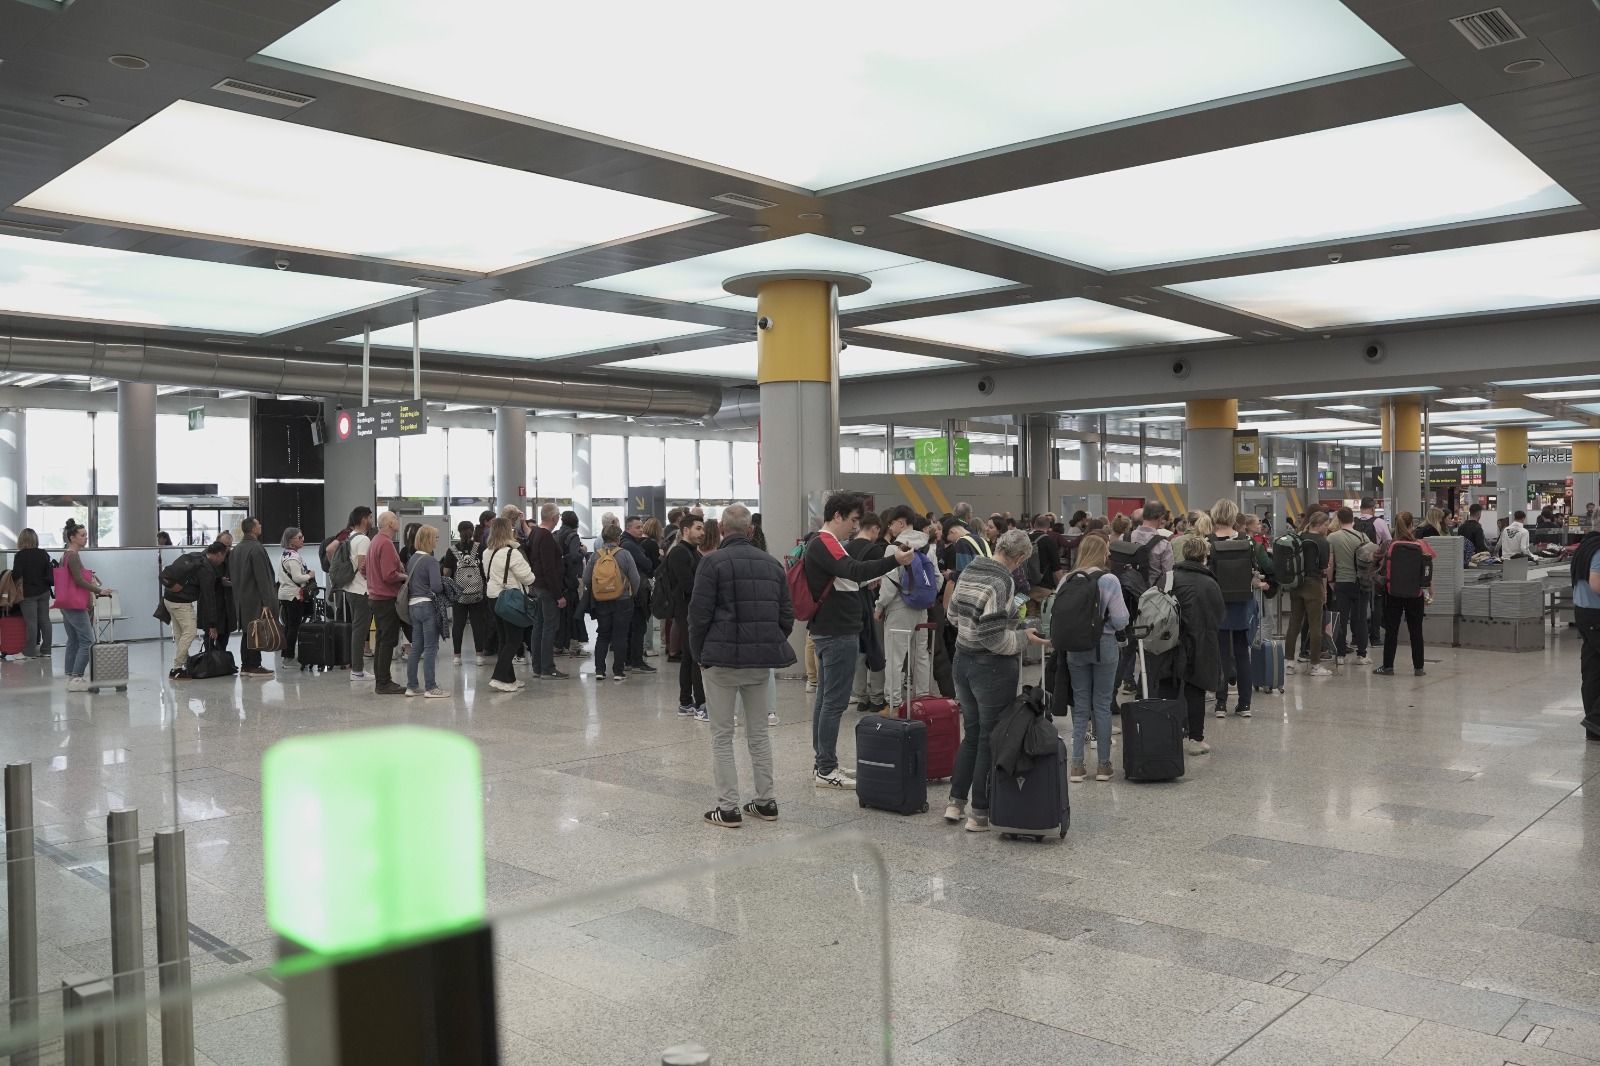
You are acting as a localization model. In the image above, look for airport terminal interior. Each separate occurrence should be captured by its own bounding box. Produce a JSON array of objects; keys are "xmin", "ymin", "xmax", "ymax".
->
[{"xmin": 4, "ymin": 1, "xmax": 1600, "ymax": 1063}]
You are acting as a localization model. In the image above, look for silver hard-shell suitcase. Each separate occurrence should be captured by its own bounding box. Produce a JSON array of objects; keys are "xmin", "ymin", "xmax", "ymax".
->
[{"xmin": 87, "ymin": 641, "xmax": 130, "ymax": 693}]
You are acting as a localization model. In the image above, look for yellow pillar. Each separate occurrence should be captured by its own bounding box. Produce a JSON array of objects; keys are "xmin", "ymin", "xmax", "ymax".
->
[
  {"xmin": 1381, "ymin": 399, "xmax": 1423, "ymax": 515},
  {"xmin": 1495, "ymin": 426, "xmax": 1529, "ymax": 466},
  {"xmin": 755, "ymin": 279, "xmax": 834, "ymax": 385},
  {"xmin": 1572, "ymin": 442, "xmax": 1600, "ymax": 523},
  {"xmin": 1185, "ymin": 399, "xmax": 1238, "ymax": 430},
  {"xmin": 1379, "ymin": 400, "xmax": 1421, "ymax": 453},
  {"xmin": 1573, "ymin": 441, "xmax": 1600, "ymax": 474}
]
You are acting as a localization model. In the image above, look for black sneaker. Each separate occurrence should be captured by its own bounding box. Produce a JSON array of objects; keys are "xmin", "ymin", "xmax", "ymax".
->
[
  {"xmin": 742, "ymin": 800, "xmax": 778, "ymax": 821},
  {"xmin": 631, "ymin": 661, "xmax": 657, "ymax": 673},
  {"xmin": 613, "ymin": 670, "xmax": 627, "ymax": 681},
  {"xmin": 1414, "ymin": 668, "xmax": 1426, "ymax": 677},
  {"xmin": 168, "ymin": 668, "xmax": 190, "ymax": 681},
  {"xmin": 704, "ymin": 807, "xmax": 742, "ymax": 828},
  {"xmin": 544, "ymin": 669, "xmax": 570, "ymax": 680},
  {"xmin": 1373, "ymin": 666, "xmax": 1395, "ymax": 676}
]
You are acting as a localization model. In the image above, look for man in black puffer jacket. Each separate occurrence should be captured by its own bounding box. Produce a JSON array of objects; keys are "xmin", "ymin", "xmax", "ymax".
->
[{"xmin": 688, "ymin": 504, "xmax": 795, "ymax": 829}]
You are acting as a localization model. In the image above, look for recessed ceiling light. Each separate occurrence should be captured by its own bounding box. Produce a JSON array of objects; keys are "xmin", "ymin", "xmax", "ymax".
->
[
  {"xmin": 1389, "ymin": 242, "xmax": 1412, "ymax": 251},
  {"xmin": 1504, "ymin": 58, "xmax": 1545, "ymax": 74},
  {"xmin": 797, "ymin": 212, "xmax": 823, "ymax": 221},
  {"xmin": 53, "ymin": 95, "xmax": 89, "ymax": 108},
  {"xmin": 748, "ymin": 224, "xmax": 770, "ymax": 233},
  {"xmin": 108, "ymin": 55, "xmax": 150, "ymax": 70}
]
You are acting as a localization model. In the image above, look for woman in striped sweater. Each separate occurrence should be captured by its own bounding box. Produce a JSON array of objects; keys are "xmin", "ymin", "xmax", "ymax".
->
[{"xmin": 945, "ymin": 528, "xmax": 1050, "ymax": 832}]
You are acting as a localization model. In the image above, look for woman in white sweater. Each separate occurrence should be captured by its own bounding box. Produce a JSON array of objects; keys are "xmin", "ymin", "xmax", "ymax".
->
[
  {"xmin": 875, "ymin": 526, "xmax": 938, "ymax": 709},
  {"xmin": 484, "ymin": 517, "xmax": 534, "ymax": 691}
]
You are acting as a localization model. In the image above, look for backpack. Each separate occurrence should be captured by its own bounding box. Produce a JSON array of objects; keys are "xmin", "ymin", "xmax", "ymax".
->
[
  {"xmin": 318, "ymin": 528, "xmax": 349, "ymax": 571},
  {"xmin": 1384, "ymin": 541, "xmax": 1432, "ymax": 598},
  {"xmin": 784, "ymin": 542, "xmax": 807, "ymax": 571},
  {"xmin": 898, "ymin": 550, "xmax": 940, "ymax": 610},
  {"xmin": 1051, "ymin": 569, "xmax": 1107, "ymax": 654},
  {"xmin": 455, "ymin": 544, "xmax": 485, "ymax": 605},
  {"xmin": 327, "ymin": 534, "xmax": 357, "ymax": 590},
  {"xmin": 1022, "ymin": 533, "xmax": 1045, "ymax": 588},
  {"xmin": 0, "ymin": 569, "xmax": 22, "ymax": 610},
  {"xmin": 590, "ymin": 547, "xmax": 627, "ymax": 603},
  {"xmin": 1135, "ymin": 571, "xmax": 1181, "ymax": 656},
  {"xmin": 1355, "ymin": 538, "xmax": 1380, "ymax": 590},
  {"xmin": 649, "ymin": 548, "xmax": 677, "ymax": 620},
  {"xmin": 952, "ymin": 534, "xmax": 991, "ymax": 575},
  {"xmin": 1210, "ymin": 535, "xmax": 1255, "ymax": 603},
  {"xmin": 159, "ymin": 553, "xmax": 205, "ymax": 593},
  {"xmin": 1108, "ymin": 538, "xmax": 1152, "ymax": 613},
  {"xmin": 1570, "ymin": 531, "xmax": 1600, "ymax": 589},
  {"xmin": 1353, "ymin": 515, "xmax": 1379, "ymax": 541},
  {"xmin": 1270, "ymin": 531, "xmax": 1305, "ymax": 592}
]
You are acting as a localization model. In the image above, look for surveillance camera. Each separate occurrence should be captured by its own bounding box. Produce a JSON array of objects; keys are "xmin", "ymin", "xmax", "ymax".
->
[
  {"xmin": 1362, "ymin": 341, "xmax": 1385, "ymax": 364},
  {"xmin": 850, "ymin": 225, "xmax": 866, "ymax": 236},
  {"xmin": 1327, "ymin": 252, "xmax": 1343, "ymax": 264},
  {"xmin": 976, "ymin": 375, "xmax": 996, "ymax": 395},
  {"xmin": 756, "ymin": 315, "xmax": 773, "ymax": 331},
  {"xmin": 273, "ymin": 256, "xmax": 290, "ymax": 271},
  {"xmin": 1170, "ymin": 357, "xmax": 1191, "ymax": 379}
]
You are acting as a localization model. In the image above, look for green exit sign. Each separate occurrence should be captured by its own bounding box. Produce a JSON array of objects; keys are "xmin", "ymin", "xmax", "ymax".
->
[
  {"xmin": 912, "ymin": 437, "xmax": 970, "ymax": 476},
  {"xmin": 187, "ymin": 406, "xmax": 205, "ymax": 432}
]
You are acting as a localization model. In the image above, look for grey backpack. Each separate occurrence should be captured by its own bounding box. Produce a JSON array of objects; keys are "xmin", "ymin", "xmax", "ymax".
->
[{"xmin": 1135, "ymin": 571, "xmax": 1180, "ymax": 656}]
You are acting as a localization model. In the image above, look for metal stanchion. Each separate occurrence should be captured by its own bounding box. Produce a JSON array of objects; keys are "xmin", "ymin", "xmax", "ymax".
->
[
  {"xmin": 106, "ymin": 809, "xmax": 148, "ymax": 1066},
  {"xmin": 6, "ymin": 762, "xmax": 39, "ymax": 1066},
  {"xmin": 61, "ymin": 975, "xmax": 116, "ymax": 1066},
  {"xmin": 153, "ymin": 831, "xmax": 193, "ymax": 1066},
  {"xmin": 661, "ymin": 1045, "xmax": 711, "ymax": 1066}
]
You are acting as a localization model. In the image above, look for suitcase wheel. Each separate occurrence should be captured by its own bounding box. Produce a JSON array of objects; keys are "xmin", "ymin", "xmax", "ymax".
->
[{"xmin": 857, "ymin": 799, "xmax": 867, "ymax": 808}]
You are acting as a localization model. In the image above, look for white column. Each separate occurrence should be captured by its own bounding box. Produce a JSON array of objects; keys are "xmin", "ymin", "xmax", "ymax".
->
[
  {"xmin": 117, "ymin": 382, "xmax": 158, "ymax": 546},
  {"xmin": 0, "ymin": 408, "xmax": 24, "ymax": 547},
  {"xmin": 572, "ymin": 432, "xmax": 593, "ymax": 538},
  {"xmin": 1078, "ymin": 416, "xmax": 1101, "ymax": 482},
  {"xmin": 494, "ymin": 407, "xmax": 527, "ymax": 512}
]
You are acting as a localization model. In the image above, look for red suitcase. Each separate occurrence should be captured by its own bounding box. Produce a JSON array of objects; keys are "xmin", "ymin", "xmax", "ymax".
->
[
  {"xmin": 0, "ymin": 610, "xmax": 24, "ymax": 658},
  {"xmin": 893, "ymin": 622, "xmax": 960, "ymax": 782}
]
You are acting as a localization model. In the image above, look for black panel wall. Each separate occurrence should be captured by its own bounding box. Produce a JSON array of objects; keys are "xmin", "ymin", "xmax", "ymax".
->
[{"xmin": 251, "ymin": 399, "xmax": 326, "ymax": 544}]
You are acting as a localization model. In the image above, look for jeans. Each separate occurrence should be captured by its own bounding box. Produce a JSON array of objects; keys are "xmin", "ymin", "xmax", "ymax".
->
[
  {"xmin": 1331, "ymin": 582, "xmax": 1368, "ymax": 657},
  {"xmin": 452, "ymin": 600, "xmax": 491, "ymax": 655},
  {"xmin": 166, "ymin": 599, "xmax": 197, "ymax": 671},
  {"xmin": 1382, "ymin": 595, "xmax": 1426, "ymax": 671},
  {"xmin": 21, "ymin": 591, "xmax": 51, "ymax": 656},
  {"xmin": 704, "ymin": 666, "xmax": 776, "ymax": 811},
  {"xmin": 527, "ymin": 588, "xmax": 559, "ymax": 674},
  {"xmin": 1578, "ymin": 607, "xmax": 1600, "ymax": 737},
  {"xmin": 594, "ymin": 600, "xmax": 632, "ymax": 675},
  {"xmin": 1067, "ymin": 633, "xmax": 1118, "ymax": 767},
  {"xmin": 678, "ymin": 639, "xmax": 706, "ymax": 707},
  {"xmin": 1285, "ymin": 582, "xmax": 1326, "ymax": 667},
  {"xmin": 372, "ymin": 597, "xmax": 401, "ymax": 684},
  {"xmin": 62, "ymin": 608, "xmax": 93, "ymax": 678},
  {"xmin": 406, "ymin": 606, "xmax": 440, "ymax": 690},
  {"xmin": 949, "ymin": 649, "xmax": 1020, "ymax": 813},
  {"xmin": 810, "ymin": 633, "xmax": 860, "ymax": 775},
  {"xmin": 491, "ymin": 609, "xmax": 521, "ymax": 683},
  {"xmin": 346, "ymin": 592, "xmax": 372, "ymax": 673},
  {"xmin": 1215, "ymin": 628, "xmax": 1251, "ymax": 710}
]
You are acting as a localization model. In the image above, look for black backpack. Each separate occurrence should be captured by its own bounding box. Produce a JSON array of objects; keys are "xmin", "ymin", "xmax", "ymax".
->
[
  {"xmin": 1050, "ymin": 569, "xmax": 1107, "ymax": 654},
  {"xmin": 1353, "ymin": 515, "xmax": 1379, "ymax": 541},
  {"xmin": 1384, "ymin": 541, "xmax": 1432, "ymax": 598},
  {"xmin": 1108, "ymin": 538, "xmax": 1151, "ymax": 616},
  {"xmin": 1210, "ymin": 535, "xmax": 1255, "ymax": 603},
  {"xmin": 1571, "ymin": 531, "xmax": 1600, "ymax": 588}
]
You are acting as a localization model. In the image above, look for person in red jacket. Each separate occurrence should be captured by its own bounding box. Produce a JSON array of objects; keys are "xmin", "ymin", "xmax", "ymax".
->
[{"xmin": 364, "ymin": 511, "xmax": 408, "ymax": 695}]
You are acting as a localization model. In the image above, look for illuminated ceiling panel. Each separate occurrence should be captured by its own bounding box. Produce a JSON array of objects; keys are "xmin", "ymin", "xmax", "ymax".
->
[
  {"xmin": 604, "ymin": 341, "xmax": 961, "ymax": 380},
  {"xmin": 262, "ymin": 0, "xmax": 1401, "ymax": 190},
  {"xmin": 858, "ymin": 298, "xmax": 1230, "ymax": 357},
  {"xmin": 908, "ymin": 107, "xmax": 1573, "ymax": 270},
  {"xmin": 345, "ymin": 301, "xmax": 718, "ymax": 361},
  {"xmin": 1172, "ymin": 231, "xmax": 1600, "ymax": 328},
  {"xmin": 1428, "ymin": 407, "xmax": 1545, "ymax": 424},
  {"xmin": 580, "ymin": 234, "xmax": 1014, "ymax": 311},
  {"xmin": 1275, "ymin": 387, "xmax": 1440, "ymax": 400},
  {"xmin": 0, "ymin": 233, "xmax": 417, "ymax": 334},
  {"xmin": 17, "ymin": 102, "xmax": 709, "ymax": 274}
]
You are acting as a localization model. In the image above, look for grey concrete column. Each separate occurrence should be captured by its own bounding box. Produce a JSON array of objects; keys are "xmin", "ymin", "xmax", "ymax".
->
[
  {"xmin": 760, "ymin": 381, "xmax": 834, "ymax": 558},
  {"xmin": 322, "ymin": 402, "xmax": 375, "ymax": 530},
  {"xmin": 116, "ymin": 382, "xmax": 158, "ymax": 547},
  {"xmin": 1391, "ymin": 450, "xmax": 1423, "ymax": 519},
  {"xmin": 1025, "ymin": 415, "xmax": 1053, "ymax": 515},
  {"xmin": 1078, "ymin": 417, "xmax": 1101, "ymax": 482},
  {"xmin": 494, "ymin": 407, "xmax": 527, "ymax": 512},
  {"xmin": 1186, "ymin": 427, "xmax": 1235, "ymax": 514},
  {"xmin": 1495, "ymin": 463, "xmax": 1528, "ymax": 518},
  {"xmin": 572, "ymin": 432, "xmax": 593, "ymax": 538},
  {"xmin": 0, "ymin": 408, "xmax": 24, "ymax": 548}
]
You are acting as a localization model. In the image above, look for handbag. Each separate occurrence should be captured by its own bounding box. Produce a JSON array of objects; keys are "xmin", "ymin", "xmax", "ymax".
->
[
  {"xmin": 395, "ymin": 555, "xmax": 423, "ymax": 627},
  {"xmin": 186, "ymin": 634, "xmax": 236, "ymax": 679},
  {"xmin": 492, "ymin": 550, "xmax": 538, "ymax": 628},
  {"xmin": 52, "ymin": 559, "xmax": 94, "ymax": 611},
  {"xmin": 246, "ymin": 606, "xmax": 284, "ymax": 652}
]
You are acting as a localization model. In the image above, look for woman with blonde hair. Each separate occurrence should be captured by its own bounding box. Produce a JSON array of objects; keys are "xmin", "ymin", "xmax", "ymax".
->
[
  {"xmin": 403, "ymin": 525, "xmax": 448, "ymax": 698},
  {"xmin": 1054, "ymin": 533, "xmax": 1129, "ymax": 783},
  {"xmin": 485, "ymin": 517, "xmax": 534, "ymax": 692}
]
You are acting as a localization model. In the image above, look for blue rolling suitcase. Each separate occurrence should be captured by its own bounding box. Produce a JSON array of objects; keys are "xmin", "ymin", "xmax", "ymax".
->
[
  {"xmin": 855, "ymin": 716, "xmax": 929, "ymax": 816},
  {"xmin": 1251, "ymin": 638, "xmax": 1285, "ymax": 693}
]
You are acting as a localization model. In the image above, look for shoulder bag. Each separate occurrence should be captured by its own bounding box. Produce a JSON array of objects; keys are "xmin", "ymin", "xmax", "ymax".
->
[
  {"xmin": 493, "ymin": 549, "xmax": 538, "ymax": 628},
  {"xmin": 246, "ymin": 606, "xmax": 284, "ymax": 652}
]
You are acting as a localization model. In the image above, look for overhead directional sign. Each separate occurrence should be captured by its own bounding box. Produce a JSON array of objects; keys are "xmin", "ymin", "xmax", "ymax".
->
[{"xmin": 335, "ymin": 401, "xmax": 428, "ymax": 443}]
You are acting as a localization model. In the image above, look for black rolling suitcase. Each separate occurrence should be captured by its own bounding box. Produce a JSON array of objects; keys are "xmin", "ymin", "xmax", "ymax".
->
[
  {"xmin": 990, "ymin": 657, "xmax": 1069, "ymax": 842},
  {"xmin": 1121, "ymin": 642, "xmax": 1185, "ymax": 782},
  {"xmin": 855, "ymin": 716, "xmax": 929, "ymax": 815},
  {"xmin": 299, "ymin": 595, "xmax": 351, "ymax": 671}
]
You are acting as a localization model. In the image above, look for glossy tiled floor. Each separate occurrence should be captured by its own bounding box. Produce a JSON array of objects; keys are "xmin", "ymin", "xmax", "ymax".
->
[{"xmin": 1, "ymin": 626, "xmax": 1598, "ymax": 1065}]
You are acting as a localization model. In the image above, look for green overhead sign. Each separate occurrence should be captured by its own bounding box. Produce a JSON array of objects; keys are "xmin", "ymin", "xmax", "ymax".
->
[
  {"xmin": 187, "ymin": 406, "xmax": 205, "ymax": 432},
  {"xmin": 913, "ymin": 437, "xmax": 970, "ymax": 476}
]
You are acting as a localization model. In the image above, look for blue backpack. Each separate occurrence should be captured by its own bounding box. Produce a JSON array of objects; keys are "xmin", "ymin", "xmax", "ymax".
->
[{"xmin": 898, "ymin": 551, "xmax": 940, "ymax": 610}]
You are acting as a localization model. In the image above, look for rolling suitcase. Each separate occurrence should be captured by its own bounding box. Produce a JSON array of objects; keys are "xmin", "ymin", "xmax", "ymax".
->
[
  {"xmin": 1120, "ymin": 642, "xmax": 1185, "ymax": 782},
  {"xmin": 296, "ymin": 621, "xmax": 340, "ymax": 671},
  {"xmin": 1251, "ymin": 638, "xmax": 1285, "ymax": 693},
  {"xmin": 892, "ymin": 623, "xmax": 960, "ymax": 782},
  {"xmin": 989, "ymin": 657, "xmax": 1069, "ymax": 842},
  {"xmin": 855, "ymin": 715, "xmax": 929, "ymax": 816},
  {"xmin": 86, "ymin": 641, "xmax": 130, "ymax": 693},
  {"xmin": 0, "ymin": 609, "xmax": 23, "ymax": 659}
]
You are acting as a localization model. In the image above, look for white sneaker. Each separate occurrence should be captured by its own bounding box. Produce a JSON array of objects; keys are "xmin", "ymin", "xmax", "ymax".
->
[
  {"xmin": 65, "ymin": 677, "xmax": 89, "ymax": 692},
  {"xmin": 813, "ymin": 768, "xmax": 855, "ymax": 790},
  {"xmin": 1353, "ymin": 655, "xmax": 1373, "ymax": 666},
  {"xmin": 943, "ymin": 802, "xmax": 965, "ymax": 823},
  {"xmin": 513, "ymin": 654, "xmax": 526, "ymax": 664},
  {"xmin": 805, "ymin": 681, "xmax": 817, "ymax": 694},
  {"xmin": 475, "ymin": 655, "xmax": 485, "ymax": 666},
  {"xmin": 1285, "ymin": 662, "xmax": 1297, "ymax": 674},
  {"xmin": 424, "ymin": 688, "xmax": 449, "ymax": 699},
  {"xmin": 452, "ymin": 655, "xmax": 461, "ymax": 666},
  {"xmin": 1186, "ymin": 739, "xmax": 1211, "ymax": 756},
  {"xmin": 963, "ymin": 814, "xmax": 991, "ymax": 833},
  {"xmin": 513, "ymin": 678, "xmax": 526, "ymax": 690},
  {"xmin": 1308, "ymin": 665, "xmax": 1333, "ymax": 677},
  {"xmin": 404, "ymin": 688, "xmax": 419, "ymax": 698},
  {"xmin": 767, "ymin": 711, "xmax": 779, "ymax": 726},
  {"xmin": 488, "ymin": 679, "xmax": 518, "ymax": 692},
  {"xmin": 350, "ymin": 671, "xmax": 369, "ymax": 682}
]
